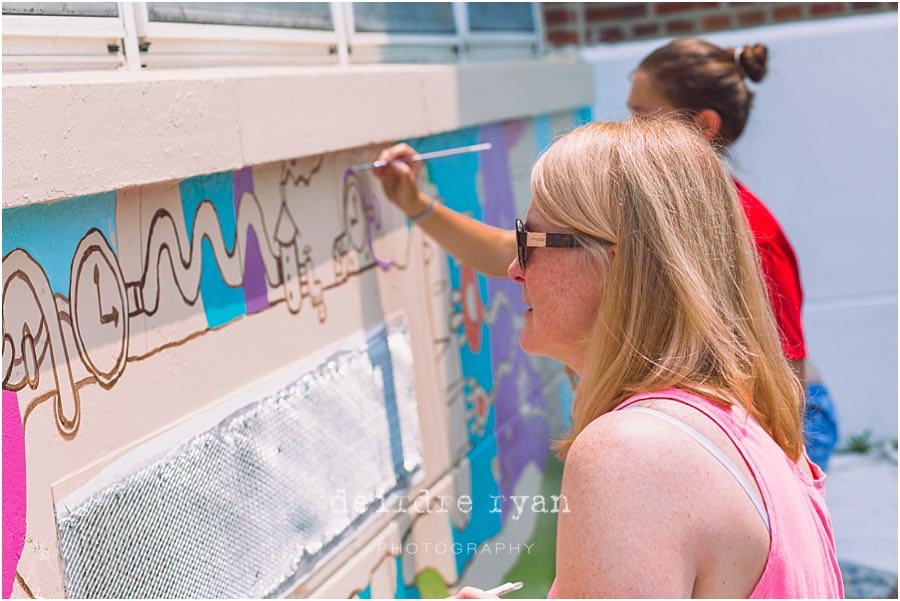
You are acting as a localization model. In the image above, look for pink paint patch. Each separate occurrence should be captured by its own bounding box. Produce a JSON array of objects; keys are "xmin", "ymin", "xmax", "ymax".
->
[
  {"xmin": 3, "ymin": 390, "xmax": 26, "ymax": 599},
  {"xmin": 503, "ymin": 119, "xmax": 527, "ymax": 148},
  {"xmin": 461, "ymin": 266, "xmax": 484, "ymax": 353}
]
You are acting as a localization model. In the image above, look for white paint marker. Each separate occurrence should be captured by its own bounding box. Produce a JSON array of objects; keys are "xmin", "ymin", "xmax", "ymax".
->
[
  {"xmin": 350, "ymin": 142, "xmax": 493, "ymax": 173},
  {"xmin": 484, "ymin": 581, "xmax": 524, "ymax": 597}
]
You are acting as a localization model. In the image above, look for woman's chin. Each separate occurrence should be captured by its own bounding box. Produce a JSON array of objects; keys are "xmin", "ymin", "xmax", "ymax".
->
[
  {"xmin": 518, "ymin": 329, "xmax": 545, "ymax": 358},
  {"xmin": 518, "ymin": 332, "xmax": 568, "ymax": 364},
  {"xmin": 518, "ymin": 330, "xmax": 536, "ymax": 355}
]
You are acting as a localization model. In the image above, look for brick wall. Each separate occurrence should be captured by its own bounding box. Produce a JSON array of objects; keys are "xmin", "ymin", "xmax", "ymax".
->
[{"xmin": 543, "ymin": 2, "xmax": 898, "ymax": 47}]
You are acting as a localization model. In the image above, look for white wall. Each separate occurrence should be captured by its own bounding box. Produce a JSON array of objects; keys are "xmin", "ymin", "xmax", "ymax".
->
[{"xmin": 582, "ymin": 13, "xmax": 898, "ymax": 442}]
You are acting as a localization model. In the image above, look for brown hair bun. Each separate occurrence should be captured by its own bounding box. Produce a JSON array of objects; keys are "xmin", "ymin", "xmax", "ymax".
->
[
  {"xmin": 638, "ymin": 38, "xmax": 768, "ymax": 146},
  {"xmin": 738, "ymin": 43, "xmax": 768, "ymax": 83}
]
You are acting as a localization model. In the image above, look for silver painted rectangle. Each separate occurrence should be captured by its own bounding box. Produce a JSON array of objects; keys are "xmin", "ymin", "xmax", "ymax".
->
[{"xmin": 57, "ymin": 317, "xmax": 421, "ymax": 598}]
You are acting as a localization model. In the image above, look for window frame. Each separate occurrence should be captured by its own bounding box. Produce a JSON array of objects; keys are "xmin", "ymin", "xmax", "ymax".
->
[
  {"xmin": 342, "ymin": 2, "xmax": 543, "ymax": 64},
  {"xmin": 459, "ymin": 3, "xmax": 545, "ymax": 60},
  {"xmin": 132, "ymin": 2, "xmax": 343, "ymax": 68},
  {"xmin": 342, "ymin": 3, "xmax": 464, "ymax": 65},
  {"xmin": 2, "ymin": 4, "xmax": 134, "ymax": 71},
  {"xmin": 134, "ymin": 2, "xmax": 340, "ymax": 45},
  {"xmin": 2, "ymin": 2, "xmax": 544, "ymax": 72}
]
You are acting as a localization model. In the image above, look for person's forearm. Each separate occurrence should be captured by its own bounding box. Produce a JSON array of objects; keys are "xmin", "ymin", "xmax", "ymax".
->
[{"xmin": 413, "ymin": 194, "xmax": 516, "ymax": 278}]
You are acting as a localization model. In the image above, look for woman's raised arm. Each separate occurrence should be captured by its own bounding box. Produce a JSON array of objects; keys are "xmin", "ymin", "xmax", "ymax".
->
[{"xmin": 373, "ymin": 143, "xmax": 516, "ymax": 278}]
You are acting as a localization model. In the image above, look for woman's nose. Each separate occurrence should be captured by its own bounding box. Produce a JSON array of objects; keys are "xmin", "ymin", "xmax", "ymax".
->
[{"xmin": 507, "ymin": 256, "xmax": 524, "ymax": 282}]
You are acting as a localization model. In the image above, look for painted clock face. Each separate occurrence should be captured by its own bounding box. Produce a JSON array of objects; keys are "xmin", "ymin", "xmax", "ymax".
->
[{"xmin": 71, "ymin": 231, "xmax": 128, "ymax": 387}]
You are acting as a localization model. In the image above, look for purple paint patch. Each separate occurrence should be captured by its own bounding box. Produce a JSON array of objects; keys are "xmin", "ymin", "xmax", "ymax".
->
[
  {"xmin": 503, "ymin": 119, "xmax": 527, "ymax": 149},
  {"xmin": 233, "ymin": 165, "xmax": 255, "ymax": 209},
  {"xmin": 479, "ymin": 124, "xmax": 516, "ymax": 231},
  {"xmin": 3, "ymin": 390, "xmax": 26, "ymax": 599},
  {"xmin": 233, "ymin": 167, "xmax": 269, "ymax": 313},
  {"xmin": 242, "ymin": 227, "xmax": 270, "ymax": 314},
  {"xmin": 479, "ymin": 123, "xmax": 551, "ymax": 521}
]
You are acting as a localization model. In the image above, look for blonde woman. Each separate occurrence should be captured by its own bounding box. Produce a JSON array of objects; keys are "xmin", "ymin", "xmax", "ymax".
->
[
  {"xmin": 376, "ymin": 118, "xmax": 842, "ymax": 597},
  {"xmin": 378, "ymin": 37, "xmax": 840, "ymax": 473}
]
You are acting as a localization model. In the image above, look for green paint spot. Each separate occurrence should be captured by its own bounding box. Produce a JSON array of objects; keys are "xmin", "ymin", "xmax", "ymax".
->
[
  {"xmin": 501, "ymin": 450, "xmax": 565, "ymax": 598},
  {"xmin": 415, "ymin": 568, "xmax": 450, "ymax": 599}
]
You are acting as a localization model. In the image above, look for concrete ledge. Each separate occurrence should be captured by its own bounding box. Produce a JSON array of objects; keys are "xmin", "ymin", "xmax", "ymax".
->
[{"xmin": 3, "ymin": 58, "xmax": 593, "ymax": 208}]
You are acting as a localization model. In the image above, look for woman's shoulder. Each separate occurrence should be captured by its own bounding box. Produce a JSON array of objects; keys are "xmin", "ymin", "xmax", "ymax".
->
[
  {"xmin": 565, "ymin": 396, "xmax": 765, "ymax": 521},
  {"xmin": 565, "ymin": 406, "xmax": 714, "ymax": 503},
  {"xmin": 570, "ymin": 405, "xmax": 702, "ymax": 468},
  {"xmin": 556, "ymin": 408, "xmax": 712, "ymax": 596}
]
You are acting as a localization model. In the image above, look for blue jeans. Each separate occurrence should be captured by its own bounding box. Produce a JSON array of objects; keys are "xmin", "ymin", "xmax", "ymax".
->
[{"xmin": 803, "ymin": 382, "xmax": 839, "ymax": 471}]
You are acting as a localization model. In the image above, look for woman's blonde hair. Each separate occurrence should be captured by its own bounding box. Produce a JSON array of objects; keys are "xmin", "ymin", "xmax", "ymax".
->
[{"xmin": 532, "ymin": 117, "xmax": 804, "ymax": 461}]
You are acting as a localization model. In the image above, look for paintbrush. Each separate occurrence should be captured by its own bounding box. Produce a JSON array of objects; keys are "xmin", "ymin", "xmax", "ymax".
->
[
  {"xmin": 484, "ymin": 581, "xmax": 524, "ymax": 597},
  {"xmin": 350, "ymin": 142, "xmax": 492, "ymax": 173}
]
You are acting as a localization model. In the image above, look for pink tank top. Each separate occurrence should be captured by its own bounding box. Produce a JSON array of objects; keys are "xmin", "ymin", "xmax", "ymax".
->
[{"xmin": 547, "ymin": 387, "xmax": 843, "ymax": 598}]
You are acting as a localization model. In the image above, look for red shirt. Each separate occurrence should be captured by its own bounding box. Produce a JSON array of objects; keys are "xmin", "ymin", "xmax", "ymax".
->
[{"xmin": 735, "ymin": 179, "xmax": 807, "ymax": 361}]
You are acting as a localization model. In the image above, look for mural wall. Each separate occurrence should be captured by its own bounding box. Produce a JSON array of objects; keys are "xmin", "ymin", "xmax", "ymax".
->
[{"xmin": 2, "ymin": 107, "xmax": 591, "ymax": 599}]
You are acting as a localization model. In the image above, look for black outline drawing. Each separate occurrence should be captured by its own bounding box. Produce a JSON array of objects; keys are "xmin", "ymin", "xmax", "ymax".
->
[{"xmin": 2, "ymin": 156, "xmax": 412, "ymax": 438}]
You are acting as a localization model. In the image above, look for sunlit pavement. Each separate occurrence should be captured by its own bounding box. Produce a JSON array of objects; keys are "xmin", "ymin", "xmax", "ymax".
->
[{"xmin": 825, "ymin": 451, "xmax": 898, "ymax": 598}]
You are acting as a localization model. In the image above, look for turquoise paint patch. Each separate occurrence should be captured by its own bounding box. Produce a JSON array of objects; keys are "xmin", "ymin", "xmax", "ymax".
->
[
  {"xmin": 452, "ymin": 435, "xmax": 503, "ymax": 576},
  {"xmin": 357, "ymin": 584, "xmax": 372, "ymax": 599},
  {"xmin": 558, "ymin": 378, "xmax": 574, "ymax": 431},
  {"xmin": 450, "ymin": 317, "xmax": 495, "ymax": 429},
  {"xmin": 2, "ymin": 191, "xmax": 117, "ymax": 294},
  {"xmin": 574, "ymin": 106, "xmax": 594, "ymax": 127},
  {"xmin": 180, "ymin": 172, "xmax": 246, "ymax": 328},
  {"xmin": 408, "ymin": 127, "xmax": 495, "ymax": 420},
  {"xmin": 394, "ymin": 556, "xmax": 420, "ymax": 598},
  {"xmin": 409, "ymin": 125, "xmax": 514, "ymax": 580},
  {"xmin": 404, "ymin": 128, "xmax": 482, "ymax": 220},
  {"xmin": 533, "ymin": 114, "xmax": 554, "ymax": 157}
]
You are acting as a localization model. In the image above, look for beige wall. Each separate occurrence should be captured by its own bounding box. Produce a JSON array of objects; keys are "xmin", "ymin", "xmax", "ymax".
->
[{"xmin": 3, "ymin": 59, "xmax": 593, "ymax": 598}]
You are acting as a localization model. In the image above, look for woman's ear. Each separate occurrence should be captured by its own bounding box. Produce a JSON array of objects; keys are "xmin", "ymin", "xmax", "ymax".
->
[{"xmin": 695, "ymin": 109, "xmax": 722, "ymax": 142}]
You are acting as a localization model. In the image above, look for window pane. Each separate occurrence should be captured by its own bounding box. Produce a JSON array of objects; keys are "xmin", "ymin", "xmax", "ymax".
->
[
  {"xmin": 352, "ymin": 3, "xmax": 455, "ymax": 34},
  {"xmin": 147, "ymin": 2, "xmax": 333, "ymax": 30},
  {"xmin": 2, "ymin": 2, "xmax": 118, "ymax": 17},
  {"xmin": 467, "ymin": 2, "xmax": 535, "ymax": 33}
]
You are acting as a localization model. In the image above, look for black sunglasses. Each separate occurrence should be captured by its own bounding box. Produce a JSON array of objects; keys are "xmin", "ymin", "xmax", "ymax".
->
[{"xmin": 515, "ymin": 218, "xmax": 584, "ymax": 269}]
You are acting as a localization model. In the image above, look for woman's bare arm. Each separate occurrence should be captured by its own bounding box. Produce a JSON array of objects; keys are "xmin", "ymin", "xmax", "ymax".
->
[{"xmin": 555, "ymin": 412, "xmax": 699, "ymax": 598}]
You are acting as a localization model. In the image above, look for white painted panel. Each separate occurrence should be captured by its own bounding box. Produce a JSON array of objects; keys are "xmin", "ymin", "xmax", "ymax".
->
[{"xmin": 805, "ymin": 299, "xmax": 897, "ymax": 441}]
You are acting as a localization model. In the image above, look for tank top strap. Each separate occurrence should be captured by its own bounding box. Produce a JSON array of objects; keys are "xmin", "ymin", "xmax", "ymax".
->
[
  {"xmin": 622, "ymin": 405, "xmax": 771, "ymax": 532},
  {"xmin": 613, "ymin": 387, "xmax": 773, "ymax": 514},
  {"xmin": 614, "ymin": 387, "xmax": 752, "ymax": 435},
  {"xmin": 599, "ymin": 388, "xmax": 843, "ymax": 598}
]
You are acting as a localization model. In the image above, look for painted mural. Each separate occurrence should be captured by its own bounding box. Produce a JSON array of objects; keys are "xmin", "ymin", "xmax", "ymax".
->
[{"xmin": 1, "ymin": 107, "xmax": 591, "ymax": 599}]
